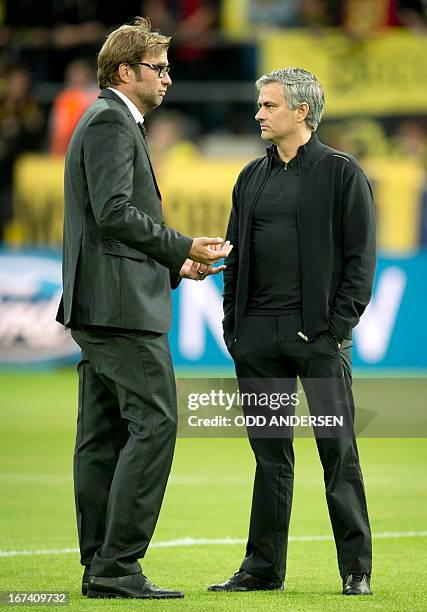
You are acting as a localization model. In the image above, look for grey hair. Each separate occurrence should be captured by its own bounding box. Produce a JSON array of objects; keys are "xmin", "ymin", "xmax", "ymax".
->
[{"xmin": 256, "ymin": 68, "xmax": 324, "ymax": 131}]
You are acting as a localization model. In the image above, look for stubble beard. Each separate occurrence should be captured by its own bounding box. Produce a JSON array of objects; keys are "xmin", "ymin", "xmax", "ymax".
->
[
  {"xmin": 137, "ymin": 90, "xmax": 162, "ymax": 114},
  {"xmin": 134, "ymin": 71, "xmax": 163, "ymax": 114}
]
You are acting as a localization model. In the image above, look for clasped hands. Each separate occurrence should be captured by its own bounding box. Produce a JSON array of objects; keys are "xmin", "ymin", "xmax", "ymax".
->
[{"xmin": 179, "ymin": 237, "xmax": 233, "ymax": 281}]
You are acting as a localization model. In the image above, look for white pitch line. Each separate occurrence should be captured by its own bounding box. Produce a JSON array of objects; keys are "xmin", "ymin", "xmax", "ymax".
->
[
  {"xmin": 0, "ymin": 548, "xmax": 79, "ymax": 558},
  {"xmin": 1, "ymin": 531, "xmax": 426, "ymax": 559}
]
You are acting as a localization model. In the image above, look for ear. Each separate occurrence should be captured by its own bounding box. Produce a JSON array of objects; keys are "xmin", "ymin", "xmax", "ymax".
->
[
  {"xmin": 117, "ymin": 62, "xmax": 132, "ymax": 84},
  {"xmin": 297, "ymin": 102, "xmax": 309, "ymax": 124}
]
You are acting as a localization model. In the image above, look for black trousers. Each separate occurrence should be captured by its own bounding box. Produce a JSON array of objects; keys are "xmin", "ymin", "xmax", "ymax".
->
[
  {"xmin": 230, "ymin": 314, "xmax": 372, "ymax": 582},
  {"xmin": 71, "ymin": 327, "xmax": 177, "ymax": 577}
]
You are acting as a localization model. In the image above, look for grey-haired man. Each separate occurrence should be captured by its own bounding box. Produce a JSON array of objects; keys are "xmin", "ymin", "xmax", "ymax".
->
[{"xmin": 209, "ymin": 68, "xmax": 375, "ymax": 596}]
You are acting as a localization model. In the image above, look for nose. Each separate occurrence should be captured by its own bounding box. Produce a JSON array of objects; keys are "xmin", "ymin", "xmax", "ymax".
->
[
  {"xmin": 255, "ymin": 108, "xmax": 263, "ymax": 121},
  {"xmin": 162, "ymin": 73, "xmax": 172, "ymax": 87}
]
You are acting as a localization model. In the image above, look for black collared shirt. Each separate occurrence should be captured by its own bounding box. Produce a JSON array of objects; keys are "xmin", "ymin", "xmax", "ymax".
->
[{"xmin": 246, "ymin": 151, "xmax": 302, "ymax": 314}]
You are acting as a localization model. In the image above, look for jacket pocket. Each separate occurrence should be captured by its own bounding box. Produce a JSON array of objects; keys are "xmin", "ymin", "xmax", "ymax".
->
[
  {"xmin": 101, "ymin": 240, "xmax": 147, "ymax": 261},
  {"xmin": 323, "ymin": 330, "xmax": 340, "ymax": 351}
]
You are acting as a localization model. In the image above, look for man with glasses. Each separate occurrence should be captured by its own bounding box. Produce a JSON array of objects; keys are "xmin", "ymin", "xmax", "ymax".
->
[{"xmin": 57, "ymin": 16, "xmax": 231, "ymax": 600}]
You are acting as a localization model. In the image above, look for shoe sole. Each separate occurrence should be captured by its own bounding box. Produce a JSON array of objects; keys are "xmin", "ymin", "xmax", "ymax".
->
[
  {"xmin": 87, "ymin": 589, "xmax": 184, "ymax": 599},
  {"xmin": 208, "ymin": 585, "xmax": 284, "ymax": 592},
  {"xmin": 343, "ymin": 590, "xmax": 373, "ymax": 596}
]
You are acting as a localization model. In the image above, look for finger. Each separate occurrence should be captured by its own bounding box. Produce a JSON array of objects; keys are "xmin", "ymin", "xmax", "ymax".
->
[
  {"xmin": 213, "ymin": 240, "xmax": 229, "ymax": 252},
  {"xmin": 209, "ymin": 265, "xmax": 226, "ymax": 275},
  {"xmin": 208, "ymin": 247, "xmax": 232, "ymax": 262},
  {"xmin": 200, "ymin": 236, "xmax": 224, "ymax": 246},
  {"xmin": 211, "ymin": 240, "xmax": 230, "ymax": 251}
]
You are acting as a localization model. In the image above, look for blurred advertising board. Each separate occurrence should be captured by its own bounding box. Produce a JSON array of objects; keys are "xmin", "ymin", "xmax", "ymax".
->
[
  {"xmin": 0, "ymin": 249, "xmax": 426, "ymax": 370},
  {"xmin": 260, "ymin": 29, "xmax": 427, "ymax": 116},
  {"xmin": 0, "ymin": 250, "xmax": 77, "ymax": 367}
]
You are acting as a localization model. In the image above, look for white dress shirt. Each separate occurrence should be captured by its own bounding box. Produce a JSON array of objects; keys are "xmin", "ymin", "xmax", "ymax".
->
[{"xmin": 108, "ymin": 87, "xmax": 144, "ymax": 125}]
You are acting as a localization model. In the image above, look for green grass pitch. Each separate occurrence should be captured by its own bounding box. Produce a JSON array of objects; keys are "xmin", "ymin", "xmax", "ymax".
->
[{"xmin": 0, "ymin": 369, "xmax": 426, "ymax": 611}]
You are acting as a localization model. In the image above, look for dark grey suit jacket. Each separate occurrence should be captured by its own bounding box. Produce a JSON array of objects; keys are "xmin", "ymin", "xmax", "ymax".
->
[{"xmin": 57, "ymin": 89, "xmax": 192, "ymax": 332}]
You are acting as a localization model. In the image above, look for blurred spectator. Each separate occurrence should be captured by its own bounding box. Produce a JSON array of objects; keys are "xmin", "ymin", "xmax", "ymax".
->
[
  {"xmin": 318, "ymin": 118, "xmax": 389, "ymax": 159},
  {"xmin": 246, "ymin": 0, "xmax": 331, "ymax": 30},
  {"xmin": 0, "ymin": 54, "xmax": 7, "ymax": 96},
  {"xmin": 397, "ymin": 0, "xmax": 427, "ymax": 32},
  {"xmin": 144, "ymin": 0, "xmax": 220, "ymax": 78},
  {"xmin": 0, "ymin": 1, "xmax": 103, "ymax": 82},
  {"xmin": 0, "ymin": 64, "xmax": 44, "ymax": 241},
  {"xmin": 146, "ymin": 110, "xmax": 199, "ymax": 171},
  {"xmin": 328, "ymin": 0, "xmax": 427, "ymax": 37},
  {"xmin": 144, "ymin": 0, "xmax": 252, "ymax": 130},
  {"xmin": 247, "ymin": 0, "xmax": 303, "ymax": 28},
  {"xmin": 330, "ymin": 0, "xmax": 400, "ymax": 38},
  {"xmin": 49, "ymin": 59, "xmax": 98, "ymax": 155},
  {"xmin": 392, "ymin": 120, "xmax": 427, "ymax": 162},
  {"xmin": 300, "ymin": 0, "xmax": 332, "ymax": 28},
  {"xmin": 0, "ymin": 3, "xmax": 145, "ymax": 82}
]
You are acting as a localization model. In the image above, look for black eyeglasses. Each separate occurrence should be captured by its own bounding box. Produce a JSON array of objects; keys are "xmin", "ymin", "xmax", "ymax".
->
[{"xmin": 131, "ymin": 62, "xmax": 171, "ymax": 78}]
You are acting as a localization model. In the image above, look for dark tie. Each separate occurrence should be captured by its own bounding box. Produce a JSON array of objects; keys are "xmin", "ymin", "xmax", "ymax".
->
[
  {"xmin": 137, "ymin": 120, "xmax": 160, "ymax": 197},
  {"xmin": 138, "ymin": 122, "xmax": 147, "ymax": 139}
]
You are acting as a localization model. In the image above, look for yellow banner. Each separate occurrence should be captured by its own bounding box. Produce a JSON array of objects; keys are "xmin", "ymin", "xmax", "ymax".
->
[
  {"xmin": 8, "ymin": 151, "xmax": 424, "ymax": 254},
  {"xmin": 12, "ymin": 154, "xmax": 65, "ymax": 245},
  {"xmin": 365, "ymin": 157, "xmax": 424, "ymax": 253},
  {"xmin": 159, "ymin": 156, "xmax": 247, "ymax": 237},
  {"xmin": 260, "ymin": 29, "xmax": 427, "ymax": 116}
]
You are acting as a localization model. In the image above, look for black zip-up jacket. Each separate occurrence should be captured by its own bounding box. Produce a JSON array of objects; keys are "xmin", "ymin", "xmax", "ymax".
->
[{"xmin": 222, "ymin": 133, "xmax": 376, "ymax": 348}]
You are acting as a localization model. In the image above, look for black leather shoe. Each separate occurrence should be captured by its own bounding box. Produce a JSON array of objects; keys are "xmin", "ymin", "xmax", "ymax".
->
[
  {"xmin": 342, "ymin": 573, "xmax": 372, "ymax": 595},
  {"xmin": 82, "ymin": 567, "xmax": 90, "ymax": 596},
  {"xmin": 87, "ymin": 572, "xmax": 184, "ymax": 599},
  {"xmin": 208, "ymin": 570, "xmax": 284, "ymax": 592}
]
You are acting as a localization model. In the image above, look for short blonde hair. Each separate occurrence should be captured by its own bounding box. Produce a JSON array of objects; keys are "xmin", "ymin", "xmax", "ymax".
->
[{"xmin": 97, "ymin": 17, "xmax": 170, "ymax": 89}]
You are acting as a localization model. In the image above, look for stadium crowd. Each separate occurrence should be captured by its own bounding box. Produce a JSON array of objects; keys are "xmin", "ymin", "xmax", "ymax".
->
[{"xmin": 0, "ymin": 0, "xmax": 426, "ymax": 246}]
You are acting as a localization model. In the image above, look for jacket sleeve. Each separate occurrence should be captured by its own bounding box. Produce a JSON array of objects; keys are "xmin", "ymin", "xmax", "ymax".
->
[
  {"xmin": 329, "ymin": 166, "xmax": 376, "ymax": 341},
  {"xmin": 222, "ymin": 181, "xmax": 240, "ymax": 346},
  {"xmin": 170, "ymin": 270, "xmax": 182, "ymax": 290},
  {"xmin": 83, "ymin": 108, "xmax": 192, "ymax": 277}
]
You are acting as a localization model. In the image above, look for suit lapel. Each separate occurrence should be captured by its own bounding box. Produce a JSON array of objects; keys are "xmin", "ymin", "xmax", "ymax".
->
[
  {"xmin": 136, "ymin": 125, "xmax": 162, "ymax": 200},
  {"xmin": 99, "ymin": 89, "xmax": 162, "ymax": 200}
]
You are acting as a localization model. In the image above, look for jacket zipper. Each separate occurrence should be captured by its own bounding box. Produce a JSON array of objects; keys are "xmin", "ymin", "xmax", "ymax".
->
[
  {"xmin": 295, "ymin": 167, "xmax": 308, "ymax": 342},
  {"xmin": 233, "ymin": 153, "xmax": 274, "ymax": 344}
]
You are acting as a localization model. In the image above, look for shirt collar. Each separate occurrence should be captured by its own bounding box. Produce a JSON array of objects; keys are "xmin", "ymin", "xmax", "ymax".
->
[
  {"xmin": 272, "ymin": 149, "xmax": 300, "ymax": 174},
  {"xmin": 268, "ymin": 132, "xmax": 320, "ymax": 172},
  {"xmin": 108, "ymin": 88, "xmax": 144, "ymax": 124}
]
